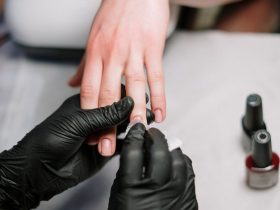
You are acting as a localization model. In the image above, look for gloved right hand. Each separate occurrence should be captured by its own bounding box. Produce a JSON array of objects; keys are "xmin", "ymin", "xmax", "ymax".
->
[{"xmin": 108, "ymin": 124, "xmax": 198, "ymax": 210}]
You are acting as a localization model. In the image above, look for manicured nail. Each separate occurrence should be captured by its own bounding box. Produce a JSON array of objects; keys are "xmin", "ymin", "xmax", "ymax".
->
[
  {"xmin": 101, "ymin": 139, "xmax": 112, "ymax": 156},
  {"xmin": 128, "ymin": 117, "xmax": 146, "ymax": 131},
  {"xmin": 133, "ymin": 115, "xmax": 144, "ymax": 123},
  {"xmin": 132, "ymin": 115, "xmax": 148, "ymax": 128},
  {"xmin": 154, "ymin": 109, "xmax": 163, "ymax": 123}
]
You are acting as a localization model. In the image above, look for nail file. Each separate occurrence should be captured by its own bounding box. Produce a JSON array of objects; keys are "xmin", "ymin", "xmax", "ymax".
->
[{"xmin": 117, "ymin": 121, "xmax": 183, "ymax": 151}]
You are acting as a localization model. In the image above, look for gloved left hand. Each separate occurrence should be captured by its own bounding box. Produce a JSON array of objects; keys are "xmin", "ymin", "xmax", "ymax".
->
[{"xmin": 0, "ymin": 95, "xmax": 136, "ymax": 210}]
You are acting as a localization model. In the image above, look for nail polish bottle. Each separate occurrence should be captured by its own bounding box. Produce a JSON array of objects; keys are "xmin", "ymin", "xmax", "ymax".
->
[
  {"xmin": 246, "ymin": 130, "xmax": 279, "ymax": 189},
  {"xmin": 242, "ymin": 94, "xmax": 266, "ymax": 138}
]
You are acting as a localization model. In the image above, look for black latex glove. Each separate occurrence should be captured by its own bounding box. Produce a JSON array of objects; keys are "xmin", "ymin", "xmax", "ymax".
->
[
  {"xmin": 109, "ymin": 124, "xmax": 198, "ymax": 210},
  {"xmin": 0, "ymin": 94, "xmax": 153, "ymax": 210}
]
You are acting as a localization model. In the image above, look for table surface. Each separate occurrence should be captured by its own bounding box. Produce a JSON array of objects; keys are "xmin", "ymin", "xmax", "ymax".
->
[{"xmin": 1, "ymin": 31, "xmax": 280, "ymax": 210}]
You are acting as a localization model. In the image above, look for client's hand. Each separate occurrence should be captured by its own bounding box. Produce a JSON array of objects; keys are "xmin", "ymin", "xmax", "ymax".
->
[
  {"xmin": 109, "ymin": 124, "xmax": 198, "ymax": 210},
  {"xmin": 0, "ymin": 95, "xmax": 153, "ymax": 210},
  {"xmin": 69, "ymin": 0, "xmax": 170, "ymax": 157}
]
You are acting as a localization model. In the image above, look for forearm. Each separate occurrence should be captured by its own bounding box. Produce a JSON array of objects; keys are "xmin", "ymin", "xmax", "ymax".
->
[{"xmin": 170, "ymin": 0, "xmax": 243, "ymax": 8}]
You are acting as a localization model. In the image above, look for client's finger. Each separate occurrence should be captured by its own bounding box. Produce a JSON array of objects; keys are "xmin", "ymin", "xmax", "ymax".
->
[
  {"xmin": 80, "ymin": 56, "xmax": 103, "ymax": 109},
  {"xmin": 98, "ymin": 62, "xmax": 122, "ymax": 156},
  {"xmin": 125, "ymin": 54, "xmax": 147, "ymax": 123},
  {"xmin": 145, "ymin": 53, "xmax": 166, "ymax": 123}
]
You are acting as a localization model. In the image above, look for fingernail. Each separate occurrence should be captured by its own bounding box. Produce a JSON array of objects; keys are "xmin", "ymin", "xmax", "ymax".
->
[
  {"xmin": 120, "ymin": 117, "xmax": 147, "ymax": 139},
  {"xmin": 154, "ymin": 109, "xmax": 163, "ymax": 123},
  {"xmin": 133, "ymin": 116, "xmax": 144, "ymax": 122},
  {"xmin": 101, "ymin": 139, "xmax": 112, "ymax": 156},
  {"xmin": 129, "ymin": 117, "xmax": 146, "ymax": 129}
]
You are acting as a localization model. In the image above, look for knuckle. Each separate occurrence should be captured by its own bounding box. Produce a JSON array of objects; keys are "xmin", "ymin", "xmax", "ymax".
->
[
  {"xmin": 131, "ymin": 106, "xmax": 146, "ymax": 118},
  {"xmin": 151, "ymin": 94, "xmax": 165, "ymax": 105},
  {"xmin": 126, "ymin": 72, "xmax": 146, "ymax": 84},
  {"xmin": 99, "ymin": 88, "xmax": 118, "ymax": 105},
  {"xmin": 149, "ymin": 71, "xmax": 164, "ymax": 83},
  {"xmin": 86, "ymin": 44, "xmax": 95, "ymax": 56},
  {"xmin": 81, "ymin": 85, "xmax": 99, "ymax": 99},
  {"xmin": 86, "ymin": 39, "xmax": 99, "ymax": 56}
]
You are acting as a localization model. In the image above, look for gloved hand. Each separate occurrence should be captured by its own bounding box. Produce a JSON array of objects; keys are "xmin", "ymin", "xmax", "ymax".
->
[
  {"xmin": 0, "ymin": 94, "xmax": 153, "ymax": 210},
  {"xmin": 109, "ymin": 124, "xmax": 198, "ymax": 210}
]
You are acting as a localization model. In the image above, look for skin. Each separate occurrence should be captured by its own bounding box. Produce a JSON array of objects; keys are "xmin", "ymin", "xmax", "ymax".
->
[{"xmin": 69, "ymin": 0, "xmax": 169, "ymax": 156}]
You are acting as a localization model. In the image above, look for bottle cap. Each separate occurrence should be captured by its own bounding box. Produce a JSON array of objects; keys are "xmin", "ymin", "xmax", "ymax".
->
[
  {"xmin": 242, "ymin": 94, "xmax": 266, "ymax": 136},
  {"xmin": 252, "ymin": 130, "xmax": 272, "ymax": 168}
]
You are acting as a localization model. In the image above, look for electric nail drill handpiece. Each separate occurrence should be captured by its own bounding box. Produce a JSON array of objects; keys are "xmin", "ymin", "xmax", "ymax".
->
[{"xmin": 245, "ymin": 130, "xmax": 279, "ymax": 189}]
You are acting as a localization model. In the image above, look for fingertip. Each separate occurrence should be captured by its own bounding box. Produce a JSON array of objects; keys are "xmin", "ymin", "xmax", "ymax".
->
[
  {"xmin": 68, "ymin": 77, "xmax": 80, "ymax": 87},
  {"xmin": 154, "ymin": 108, "xmax": 166, "ymax": 123},
  {"xmin": 150, "ymin": 94, "xmax": 166, "ymax": 123},
  {"xmin": 98, "ymin": 138, "xmax": 115, "ymax": 157},
  {"xmin": 97, "ymin": 128, "xmax": 117, "ymax": 157}
]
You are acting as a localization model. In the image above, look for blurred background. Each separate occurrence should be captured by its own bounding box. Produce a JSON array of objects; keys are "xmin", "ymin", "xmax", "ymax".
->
[
  {"xmin": 1, "ymin": 0, "xmax": 280, "ymax": 60},
  {"xmin": 178, "ymin": 0, "xmax": 280, "ymax": 33}
]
